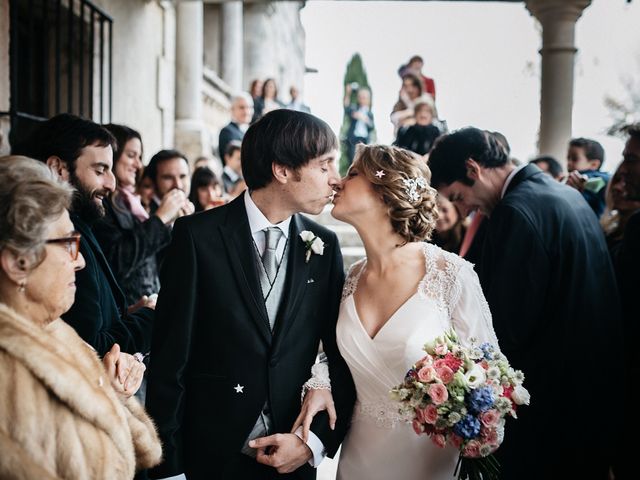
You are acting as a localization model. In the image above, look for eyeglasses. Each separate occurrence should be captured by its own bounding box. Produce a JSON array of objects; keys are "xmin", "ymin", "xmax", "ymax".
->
[{"xmin": 45, "ymin": 232, "xmax": 81, "ymax": 260}]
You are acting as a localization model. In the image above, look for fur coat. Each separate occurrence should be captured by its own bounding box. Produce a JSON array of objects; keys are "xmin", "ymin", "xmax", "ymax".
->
[{"xmin": 0, "ymin": 303, "xmax": 162, "ymax": 479}]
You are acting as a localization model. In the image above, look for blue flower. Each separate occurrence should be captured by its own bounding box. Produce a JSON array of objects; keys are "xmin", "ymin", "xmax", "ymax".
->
[
  {"xmin": 453, "ymin": 414, "xmax": 481, "ymax": 439},
  {"xmin": 468, "ymin": 386, "xmax": 495, "ymax": 414},
  {"xmin": 479, "ymin": 342, "xmax": 496, "ymax": 360}
]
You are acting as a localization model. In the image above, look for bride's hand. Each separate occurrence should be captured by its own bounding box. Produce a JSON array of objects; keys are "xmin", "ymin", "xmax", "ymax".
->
[{"xmin": 291, "ymin": 388, "xmax": 336, "ymax": 442}]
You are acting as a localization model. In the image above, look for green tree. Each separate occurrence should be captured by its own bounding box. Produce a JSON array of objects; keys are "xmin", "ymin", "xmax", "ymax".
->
[{"xmin": 339, "ymin": 53, "xmax": 376, "ymax": 175}]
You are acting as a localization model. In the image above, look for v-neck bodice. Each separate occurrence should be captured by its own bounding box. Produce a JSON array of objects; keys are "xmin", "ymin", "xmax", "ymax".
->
[{"xmin": 336, "ymin": 245, "xmax": 453, "ymax": 405}]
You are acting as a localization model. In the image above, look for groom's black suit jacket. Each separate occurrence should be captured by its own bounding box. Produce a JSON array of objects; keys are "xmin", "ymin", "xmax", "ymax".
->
[
  {"xmin": 479, "ymin": 165, "xmax": 623, "ymax": 478},
  {"xmin": 146, "ymin": 195, "xmax": 356, "ymax": 479}
]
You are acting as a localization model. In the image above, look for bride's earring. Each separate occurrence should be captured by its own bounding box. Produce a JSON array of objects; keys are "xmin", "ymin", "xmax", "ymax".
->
[{"xmin": 18, "ymin": 280, "xmax": 26, "ymax": 293}]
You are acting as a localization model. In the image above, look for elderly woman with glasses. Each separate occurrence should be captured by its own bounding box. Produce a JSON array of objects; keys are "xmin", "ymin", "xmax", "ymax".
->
[{"xmin": 0, "ymin": 156, "xmax": 161, "ymax": 479}]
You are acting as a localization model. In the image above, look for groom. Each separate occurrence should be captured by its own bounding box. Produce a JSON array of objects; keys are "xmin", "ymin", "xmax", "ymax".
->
[{"xmin": 146, "ymin": 110, "xmax": 356, "ymax": 480}]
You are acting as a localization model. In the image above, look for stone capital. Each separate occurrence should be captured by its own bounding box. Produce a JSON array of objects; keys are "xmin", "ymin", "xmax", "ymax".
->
[{"xmin": 526, "ymin": 0, "xmax": 592, "ymax": 24}]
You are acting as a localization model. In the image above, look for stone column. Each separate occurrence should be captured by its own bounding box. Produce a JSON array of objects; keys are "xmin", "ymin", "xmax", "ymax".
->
[
  {"xmin": 0, "ymin": 0, "xmax": 11, "ymax": 155},
  {"xmin": 526, "ymin": 0, "xmax": 591, "ymax": 165},
  {"xmin": 175, "ymin": 0, "xmax": 210, "ymax": 163},
  {"xmin": 221, "ymin": 1, "xmax": 243, "ymax": 92}
]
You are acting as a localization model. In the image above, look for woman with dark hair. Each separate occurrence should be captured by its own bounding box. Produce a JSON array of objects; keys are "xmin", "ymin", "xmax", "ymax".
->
[
  {"xmin": 431, "ymin": 195, "xmax": 468, "ymax": 253},
  {"xmin": 189, "ymin": 166, "xmax": 226, "ymax": 212},
  {"xmin": 94, "ymin": 124, "xmax": 183, "ymax": 305},
  {"xmin": 252, "ymin": 77, "xmax": 284, "ymax": 123}
]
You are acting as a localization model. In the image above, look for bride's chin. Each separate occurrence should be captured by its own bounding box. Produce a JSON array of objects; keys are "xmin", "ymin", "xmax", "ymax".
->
[{"xmin": 330, "ymin": 206, "xmax": 345, "ymax": 221}]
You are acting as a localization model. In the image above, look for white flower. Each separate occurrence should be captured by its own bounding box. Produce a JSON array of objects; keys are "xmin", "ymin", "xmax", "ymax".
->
[
  {"xmin": 494, "ymin": 397, "xmax": 512, "ymax": 414},
  {"xmin": 469, "ymin": 347, "xmax": 484, "ymax": 360},
  {"xmin": 487, "ymin": 366, "xmax": 501, "ymax": 379},
  {"xmin": 513, "ymin": 370, "xmax": 525, "ymax": 385},
  {"xmin": 465, "ymin": 364, "xmax": 486, "ymax": 389},
  {"xmin": 479, "ymin": 444, "xmax": 494, "ymax": 457},
  {"xmin": 311, "ymin": 237, "xmax": 324, "ymax": 255},
  {"xmin": 448, "ymin": 412, "xmax": 462, "ymax": 425},
  {"xmin": 299, "ymin": 230, "xmax": 324, "ymax": 263},
  {"xmin": 511, "ymin": 385, "xmax": 531, "ymax": 406},
  {"xmin": 299, "ymin": 230, "xmax": 315, "ymax": 242}
]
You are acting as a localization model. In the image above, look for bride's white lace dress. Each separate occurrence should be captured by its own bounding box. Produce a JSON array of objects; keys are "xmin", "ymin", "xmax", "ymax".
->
[{"xmin": 335, "ymin": 243, "xmax": 499, "ymax": 480}]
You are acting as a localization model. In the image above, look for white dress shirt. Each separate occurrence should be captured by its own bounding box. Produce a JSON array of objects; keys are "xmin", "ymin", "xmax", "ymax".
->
[
  {"xmin": 244, "ymin": 190, "xmax": 290, "ymax": 260},
  {"xmin": 501, "ymin": 164, "xmax": 527, "ymax": 199}
]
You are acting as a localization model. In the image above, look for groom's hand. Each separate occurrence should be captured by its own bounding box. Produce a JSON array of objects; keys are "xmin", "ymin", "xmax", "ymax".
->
[{"xmin": 250, "ymin": 433, "xmax": 312, "ymax": 473}]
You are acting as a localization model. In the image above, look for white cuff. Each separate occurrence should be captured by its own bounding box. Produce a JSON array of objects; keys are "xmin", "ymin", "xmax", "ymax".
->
[
  {"xmin": 157, "ymin": 475, "xmax": 186, "ymax": 480},
  {"xmin": 294, "ymin": 426, "xmax": 326, "ymax": 467}
]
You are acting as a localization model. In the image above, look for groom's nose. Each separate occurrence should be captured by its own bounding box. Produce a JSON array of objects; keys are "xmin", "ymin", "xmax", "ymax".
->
[{"xmin": 327, "ymin": 162, "xmax": 340, "ymax": 186}]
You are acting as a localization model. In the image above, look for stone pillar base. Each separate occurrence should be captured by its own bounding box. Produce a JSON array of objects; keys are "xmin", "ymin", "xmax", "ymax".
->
[{"xmin": 174, "ymin": 119, "xmax": 211, "ymax": 165}]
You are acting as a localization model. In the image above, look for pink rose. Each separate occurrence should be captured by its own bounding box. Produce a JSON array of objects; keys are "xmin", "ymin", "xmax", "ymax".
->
[
  {"xmin": 428, "ymin": 383, "xmax": 449, "ymax": 405},
  {"xmin": 449, "ymin": 434, "xmax": 464, "ymax": 449},
  {"xmin": 479, "ymin": 409, "xmax": 500, "ymax": 428},
  {"xmin": 463, "ymin": 440, "xmax": 482, "ymax": 458},
  {"xmin": 436, "ymin": 365, "xmax": 454, "ymax": 384},
  {"xmin": 435, "ymin": 344, "xmax": 448, "ymax": 355},
  {"xmin": 417, "ymin": 355, "xmax": 433, "ymax": 368},
  {"xmin": 433, "ymin": 358, "xmax": 446, "ymax": 370},
  {"xmin": 418, "ymin": 366, "xmax": 436, "ymax": 383},
  {"xmin": 412, "ymin": 419, "xmax": 424, "ymax": 435},
  {"xmin": 431, "ymin": 433, "xmax": 446, "ymax": 448},
  {"xmin": 424, "ymin": 404, "xmax": 439, "ymax": 424},
  {"xmin": 443, "ymin": 353, "xmax": 463, "ymax": 372},
  {"xmin": 480, "ymin": 427, "xmax": 499, "ymax": 446},
  {"xmin": 415, "ymin": 408, "xmax": 425, "ymax": 424},
  {"xmin": 480, "ymin": 360, "xmax": 490, "ymax": 370}
]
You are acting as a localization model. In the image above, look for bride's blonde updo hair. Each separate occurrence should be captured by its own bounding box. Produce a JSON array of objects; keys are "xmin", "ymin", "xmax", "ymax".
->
[{"xmin": 352, "ymin": 144, "xmax": 438, "ymax": 243}]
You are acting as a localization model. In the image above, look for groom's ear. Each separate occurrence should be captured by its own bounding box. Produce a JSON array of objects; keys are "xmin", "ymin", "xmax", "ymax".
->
[{"xmin": 272, "ymin": 162, "xmax": 289, "ymax": 185}]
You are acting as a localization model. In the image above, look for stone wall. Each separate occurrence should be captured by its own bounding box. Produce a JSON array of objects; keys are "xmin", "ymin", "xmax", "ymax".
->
[
  {"xmin": 243, "ymin": 1, "xmax": 306, "ymax": 100},
  {"xmin": 92, "ymin": 0, "xmax": 174, "ymax": 162}
]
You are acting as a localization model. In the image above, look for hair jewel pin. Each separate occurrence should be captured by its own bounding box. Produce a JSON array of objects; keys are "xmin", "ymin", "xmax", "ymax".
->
[{"xmin": 402, "ymin": 176, "xmax": 427, "ymax": 202}]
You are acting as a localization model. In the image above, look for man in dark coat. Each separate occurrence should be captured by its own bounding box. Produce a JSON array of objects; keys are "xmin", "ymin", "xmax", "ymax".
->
[
  {"xmin": 29, "ymin": 113, "xmax": 154, "ymax": 356},
  {"xmin": 429, "ymin": 127, "xmax": 622, "ymax": 480},
  {"xmin": 146, "ymin": 110, "xmax": 356, "ymax": 480},
  {"xmin": 218, "ymin": 92, "xmax": 253, "ymax": 160}
]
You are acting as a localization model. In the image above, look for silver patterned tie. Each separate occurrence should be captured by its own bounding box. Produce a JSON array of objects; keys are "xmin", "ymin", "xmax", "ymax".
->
[{"xmin": 262, "ymin": 227, "xmax": 283, "ymax": 284}]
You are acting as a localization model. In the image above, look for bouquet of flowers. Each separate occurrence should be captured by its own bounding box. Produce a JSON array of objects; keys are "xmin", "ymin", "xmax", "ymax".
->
[{"xmin": 390, "ymin": 329, "xmax": 529, "ymax": 480}]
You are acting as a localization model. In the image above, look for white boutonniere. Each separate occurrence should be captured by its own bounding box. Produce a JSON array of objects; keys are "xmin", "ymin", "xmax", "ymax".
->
[{"xmin": 299, "ymin": 230, "xmax": 324, "ymax": 263}]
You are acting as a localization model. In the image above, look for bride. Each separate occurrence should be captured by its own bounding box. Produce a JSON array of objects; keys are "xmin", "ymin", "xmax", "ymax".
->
[{"xmin": 293, "ymin": 145, "xmax": 500, "ymax": 480}]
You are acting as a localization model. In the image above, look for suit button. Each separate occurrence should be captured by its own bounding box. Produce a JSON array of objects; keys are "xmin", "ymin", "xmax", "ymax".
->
[{"xmin": 269, "ymin": 358, "xmax": 278, "ymax": 367}]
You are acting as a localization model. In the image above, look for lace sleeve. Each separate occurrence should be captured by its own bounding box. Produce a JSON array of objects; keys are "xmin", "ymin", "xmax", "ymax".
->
[
  {"xmin": 301, "ymin": 352, "xmax": 331, "ymax": 403},
  {"xmin": 450, "ymin": 263, "xmax": 501, "ymax": 350},
  {"xmin": 341, "ymin": 258, "xmax": 366, "ymax": 303}
]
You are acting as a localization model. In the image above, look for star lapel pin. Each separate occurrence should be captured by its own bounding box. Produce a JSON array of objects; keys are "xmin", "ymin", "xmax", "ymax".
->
[
  {"xmin": 234, "ymin": 384, "xmax": 244, "ymax": 394},
  {"xmin": 375, "ymin": 170, "xmax": 386, "ymax": 178}
]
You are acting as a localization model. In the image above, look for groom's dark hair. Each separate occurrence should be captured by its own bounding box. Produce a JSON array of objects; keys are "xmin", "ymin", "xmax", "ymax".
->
[{"xmin": 241, "ymin": 109, "xmax": 338, "ymax": 190}]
